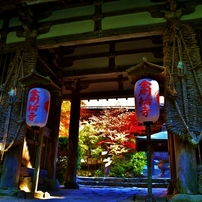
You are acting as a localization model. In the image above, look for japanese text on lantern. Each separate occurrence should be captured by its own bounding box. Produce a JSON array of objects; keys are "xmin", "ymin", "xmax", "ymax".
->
[
  {"xmin": 138, "ymin": 80, "xmax": 152, "ymax": 117},
  {"xmin": 27, "ymin": 89, "xmax": 40, "ymax": 121}
]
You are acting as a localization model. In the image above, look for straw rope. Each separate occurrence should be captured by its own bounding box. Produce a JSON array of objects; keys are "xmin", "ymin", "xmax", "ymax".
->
[
  {"xmin": 163, "ymin": 19, "xmax": 202, "ymax": 146},
  {"xmin": 0, "ymin": 33, "xmax": 38, "ymax": 150},
  {"xmin": 0, "ymin": 51, "xmax": 25, "ymax": 153}
]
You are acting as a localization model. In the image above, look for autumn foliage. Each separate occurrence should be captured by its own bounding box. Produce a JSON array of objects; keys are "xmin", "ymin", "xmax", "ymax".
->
[
  {"xmin": 59, "ymin": 101, "xmax": 71, "ymax": 137},
  {"xmin": 59, "ymin": 101, "xmax": 147, "ymax": 177},
  {"xmin": 59, "ymin": 100, "xmax": 87, "ymax": 137},
  {"xmin": 59, "ymin": 101, "xmax": 145, "ymax": 156},
  {"xmin": 86, "ymin": 108, "xmax": 145, "ymax": 156}
]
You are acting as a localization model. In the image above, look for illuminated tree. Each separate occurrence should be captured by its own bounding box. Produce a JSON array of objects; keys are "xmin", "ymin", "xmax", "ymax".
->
[
  {"xmin": 59, "ymin": 100, "xmax": 145, "ymax": 156},
  {"xmin": 59, "ymin": 101, "xmax": 71, "ymax": 137},
  {"xmin": 59, "ymin": 100, "xmax": 87, "ymax": 137},
  {"xmin": 79, "ymin": 108, "xmax": 145, "ymax": 157}
]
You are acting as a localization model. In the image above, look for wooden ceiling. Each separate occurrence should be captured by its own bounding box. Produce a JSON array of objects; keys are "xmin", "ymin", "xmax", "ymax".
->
[{"xmin": 0, "ymin": 0, "xmax": 202, "ymax": 100}]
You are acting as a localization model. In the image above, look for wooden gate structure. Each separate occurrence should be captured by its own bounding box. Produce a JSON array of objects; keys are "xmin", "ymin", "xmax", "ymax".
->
[{"xmin": 0, "ymin": 0, "xmax": 202, "ymax": 198}]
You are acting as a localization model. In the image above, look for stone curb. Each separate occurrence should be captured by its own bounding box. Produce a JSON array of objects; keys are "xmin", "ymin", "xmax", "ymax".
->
[{"xmin": 77, "ymin": 176, "xmax": 169, "ymax": 188}]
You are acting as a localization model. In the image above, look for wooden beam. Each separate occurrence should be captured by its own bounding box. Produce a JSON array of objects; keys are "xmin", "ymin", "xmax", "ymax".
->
[
  {"xmin": 0, "ymin": 25, "xmax": 164, "ymax": 53},
  {"xmin": 63, "ymin": 46, "xmax": 163, "ymax": 61},
  {"xmin": 1, "ymin": 18, "xmax": 202, "ymax": 54},
  {"xmin": 62, "ymin": 62, "xmax": 163, "ymax": 77},
  {"xmin": 36, "ymin": 18, "xmax": 202, "ymax": 50},
  {"xmin": 62, "ymin": 86, "xmax": 165, "ymax": 100},
  {"xmin": 62, "ymin": 89, "xmax": 134, "ymax": 100},
  {"xmin": 64, "ymin": 76, "xmax": 129, "ymax": 87},
  {"xmin": 36, "ymin": 24, "xmax": 166, "ymax": 50},
  {"xmin": 59, "ymin": 35, "xmax": 161, "ymax": 50}
]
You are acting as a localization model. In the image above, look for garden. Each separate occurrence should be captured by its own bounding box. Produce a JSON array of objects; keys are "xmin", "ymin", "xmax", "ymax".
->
[{"xmin": 56, "ymin": 101, "xmax": 147, "ymax": 183}]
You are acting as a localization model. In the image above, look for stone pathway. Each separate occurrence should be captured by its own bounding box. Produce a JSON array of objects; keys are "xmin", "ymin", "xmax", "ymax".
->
[
  {"xmin": 77, "ymin": 176, "xmax": 169, "ymax": 188},
  {"xmin": 0, "ymin": 186, "xmax": 169, "ymax": 202}
]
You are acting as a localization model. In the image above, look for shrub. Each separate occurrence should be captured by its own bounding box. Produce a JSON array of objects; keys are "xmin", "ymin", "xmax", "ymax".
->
[
  {"xmin": 58, "ymin": 136, "xmax": 69, "ymax": 151},
  {"xmin": 128, "ymin": 151, "xmax": 147, "ymax": 177},
  {"xmin": 56, "ymin": 156, "xmax": 68, "ymax": 183},
  {"xmin": 108, "ymin": 151, "xmax": 147, "ymax": 178},
  {"xmin": 79, "ymin": 123, "xmax": 103, "ymax": 162},
  {"xmin": 56, "ymin": 137, "xmax": 82, "ymax": 183},
  {"xmin": 109, "ymin": 161, "xmax": 125, "ymax": 178},
  {"xmin": 94, "ymin": 169, "xmax": 104, "ymax": 177}
]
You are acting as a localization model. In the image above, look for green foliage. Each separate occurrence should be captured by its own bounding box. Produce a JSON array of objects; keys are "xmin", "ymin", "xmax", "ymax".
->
[
  {"xmin": 58, "ymin": 136, "xmax": 69, "ymax": 151},
  {"xmin": 77, "ymin": 145, "xmax": 82, "ymax": 170},
  {"xmin": 58, "ymin": 136, "xmax": 82, "ymax": 169},
  {"xmin": 94, "ymin": 169, "xmax": 104, "ymax": 177},
  {"xmin": 57, "ymin": 137, "xmax": 82, "ymax": 183},
  {"xmin": 59, "ymin": 98, "xmax": 147, "ymax": 178},
  {"xmin": 109, "ymin": 151, "xmax": 147, "ymax": 178},
  {"xmin": 56, "ymin": 156, "xmax": 68, "ymax": 183},
  {"xmin": 128, "ymin": 151, "xmax": 147, "ymax": 176},
  {"xmin": 78, "ymin": 108, "xmax": 146, "ymax": 178},
  {"xmin": 109, "ymin": 160, "xmax": 125, "ymax": 177},
  {"xmin": 79, "ymin": 122, "xmax": 103, "ymax": 162}
]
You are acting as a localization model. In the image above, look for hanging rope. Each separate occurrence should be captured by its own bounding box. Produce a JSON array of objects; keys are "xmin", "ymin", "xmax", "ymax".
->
[
  {"xmin": 0, "ymin": 52, "xmax": 20, "ymax": 104},
  {"xmin": 164, "ymin": 20, "xmax": 202, "ymax": 146},
  {"xmin": 180, "ymin": 30, "xmax": 202, "ymax": 99},
  {"xmin": 0, "ymin": 51, "xmax": 26, "ymax": 159},
  {"xmin": 38, "ymin": 56, "xmax": 57, "ymax": 78},
  {"xmin": 176, "ymin": 31, "xmax": 189, "ymax": 124},
  {"xmin": 166, "ymin": 29, "xmax": 177, "ymax": 97}
]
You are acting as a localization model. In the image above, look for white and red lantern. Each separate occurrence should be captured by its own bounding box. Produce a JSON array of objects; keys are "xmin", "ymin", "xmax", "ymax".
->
[
  {"xmin": 26, "ymin": 87, "xmax": 51, "ymax": 128},
  {"xmin": 134, "ymin": 78, "xmax": 159, "ymax": 123}
]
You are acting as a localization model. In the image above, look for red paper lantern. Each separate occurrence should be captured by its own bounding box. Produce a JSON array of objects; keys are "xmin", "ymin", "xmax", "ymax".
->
[
  {"xmin": 134, "ymin": 78, "xmax": 159, "ymax": 123},
  {"xmin": 26, "ymin": 87, "xmax": 51, "ymax": 128}
]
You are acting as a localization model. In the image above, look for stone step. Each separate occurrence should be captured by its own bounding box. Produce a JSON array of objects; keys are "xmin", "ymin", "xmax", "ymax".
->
[{"xmin": 77, "ymin": 176, "xmax": 169, "ymax": 188}]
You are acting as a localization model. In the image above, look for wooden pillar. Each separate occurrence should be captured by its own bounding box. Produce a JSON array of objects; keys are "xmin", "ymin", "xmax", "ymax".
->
[
  {"xmin": 32, "ymin": 128, "xmax": 44, "ymax": 193},
  {"xmin": 174, "ymin": 135, "xmax": 198, "ymax": 194},
  {"xmin": 47, "ymin": 92, "xmax": 63, "ymax": 178},
  {"xmin": 64, "ymin": 80, "xmax": 80, "ymax": 189},
  {"xmin": 0, "ymin": 144, "xmax": 23, "ymax": 188},
  {"xmin": 0, "ymin": 31, "xmax": 38, "ymax": 189},
  {"xmin": 167, "ymin": 132, "xmax": 177, "ymax": 194}
]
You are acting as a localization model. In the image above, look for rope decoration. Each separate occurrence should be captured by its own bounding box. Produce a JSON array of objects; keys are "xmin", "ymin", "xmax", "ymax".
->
[
  {"xmin": 0, "ymin": 33, "xmax": 38, "ymax": 157},
  {"xmin": 0, "ymin": 51, "xmax": 26, "ymax": 158},
  {"xmin": 163, "ymin": 19, "xmax": 202, "ymax": 146}
]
